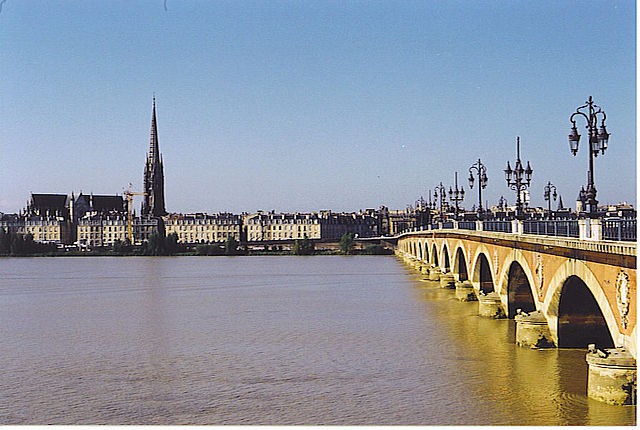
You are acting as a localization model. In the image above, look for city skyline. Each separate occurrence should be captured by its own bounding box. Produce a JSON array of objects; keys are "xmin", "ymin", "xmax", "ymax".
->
[{"xmin": 1, "ymin": 1, "xmax": 636, "ymax": 214}]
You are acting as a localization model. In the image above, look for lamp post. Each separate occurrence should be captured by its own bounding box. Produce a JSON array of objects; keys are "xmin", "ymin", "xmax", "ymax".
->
[
  {"xmin": 468, "ymin": 158, "xmax": 488, "ymax": 219},
  {"xmin": 449, "ymin": 172, "xmax": 465, "ymax": 219},
  {"xmin": 568, "ymin": 96, "xmax": 609, "ymax": 216},
  {"xmin": 504, "ymin": 136, "xmax": 533, "ymax": 219},
  {"xmin": 543, "ymin": 181, "xmax": 558, "ymax": 217},
  {"xmin": 498, "ymin": 196, "xmax": 508, "ymax": 210},
  {"xmin": 426, "ymin": 190, "xmax": 436, "ymax": 226},
  {"xmin": 433, "ymin": 182, "xmax": 447, "ymax": 221}
]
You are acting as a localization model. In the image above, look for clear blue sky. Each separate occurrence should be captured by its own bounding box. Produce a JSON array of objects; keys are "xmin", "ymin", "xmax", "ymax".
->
[{"xmin": 0, "ymin": 0, "xmax": 635, "ymax": 214}]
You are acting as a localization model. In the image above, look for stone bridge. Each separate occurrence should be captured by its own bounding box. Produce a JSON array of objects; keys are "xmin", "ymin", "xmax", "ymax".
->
[{"xmin": 396, "ymin": 227, "xmax": 636, "ymax": 405}]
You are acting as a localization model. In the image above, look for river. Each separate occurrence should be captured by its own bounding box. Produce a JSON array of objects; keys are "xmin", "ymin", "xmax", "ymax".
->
[{"xmin": 0, "ymin": 256, "xmax": 635, "ymax": 425}]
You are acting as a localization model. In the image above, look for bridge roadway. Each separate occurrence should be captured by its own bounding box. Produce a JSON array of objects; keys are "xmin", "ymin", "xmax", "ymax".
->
[{"xmin": 390, "ymin": 227, "xmax": 636, "ymax": 405}]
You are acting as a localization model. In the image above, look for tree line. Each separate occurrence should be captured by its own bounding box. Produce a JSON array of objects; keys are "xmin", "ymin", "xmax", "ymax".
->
[{"xmin": 0, "ymin": 230, "xmax": 58, "ymax": 256}]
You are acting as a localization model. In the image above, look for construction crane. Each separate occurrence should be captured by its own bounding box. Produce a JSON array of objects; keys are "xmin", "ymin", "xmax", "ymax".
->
[{"xmin": 123, "ymin": 184, "xmax": 146, "ymax": 244}]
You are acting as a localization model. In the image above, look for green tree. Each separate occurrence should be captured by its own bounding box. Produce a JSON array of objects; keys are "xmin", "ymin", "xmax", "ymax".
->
[
  {"xmin": 292, "ymin": 235, "xmax": 315, "ymax": 255},
  {"xmin": 166, "ymin": 232, "xmax": 179, "ymax": 255},
  {"xmin": 225, "ymin": 236, "xmax": 239, "ymax": 255},
  {"xmin": 339, "ymin": 232, "xmax": 355, "ymax": 255},
  {"xmin": 142, "ymin": 232, "xmax": 167, "ymax": 256},
  {"xmin": 112, "ymin": 239, "xmax": 130, "ymax": 255},
  {"xmin": 196, "ymin": 243, "xmax": 223, "ymax": 255},
  {"xmin": 9, "ymin": 233, "xmax": 39, "ymax": 256},
  {"xmin": 0, "ymin": 228, "xmax": 10, "ymax": 255},
  {"xmin": 363, "ymin": 244, "xmax": 391, "ymax": 255}
]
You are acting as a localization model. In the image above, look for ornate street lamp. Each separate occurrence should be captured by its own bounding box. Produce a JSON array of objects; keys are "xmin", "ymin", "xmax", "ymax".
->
[
  {"xmin": 504, "ymin": 136, "xmax": 533, "ymax": 219},
  {"xmin": 468, "ymin": 158, "xmax": 488, "ymax": 219},
  {"xmin": 449, "ymin": 171, "xmax": 465, "ymax": 219},
  {"xmin": 427, "ymin": 189, "xmax": 436, "ymax": 210},
  {"xmin": 543, "ymin": 181, "xmax": 558, "ymax": 217},
  {"xmin": 568, "ymin": 96, "xmax": 609, "ymax": 216},
  {"xmin": 433, "ymin": 182, "xmax": 447, "ymax": 221}
]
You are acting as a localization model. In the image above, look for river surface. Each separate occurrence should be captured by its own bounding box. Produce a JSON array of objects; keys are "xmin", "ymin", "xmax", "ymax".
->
[{"xmin": 0, "ymin": 256, "xmax": 635, "ymax": 425}]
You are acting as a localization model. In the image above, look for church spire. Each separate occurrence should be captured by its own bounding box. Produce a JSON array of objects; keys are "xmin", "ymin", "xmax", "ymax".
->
[
  {"xmin": 142, "ymin": 96, "xmax": 167, "ymax": 217},
  {"xmin": 148, "ymin": 96, "xmax": 160, "ymax": 165}
]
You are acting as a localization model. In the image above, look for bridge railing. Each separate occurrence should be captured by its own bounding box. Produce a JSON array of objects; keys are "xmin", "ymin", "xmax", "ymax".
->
[
  {"xmin": 523, "ymin": 220, "xmax": 579, "ymax": 238},
  {"xmin": 457, "ymin": 221, "xmax": 476, "ymax": 230},
  {"xmin": 602, "ymin": 218, "xmax": 637, "ymax": 242},
  {"xmin": 482, "ymin": 220, "xmax": 513, "ymax": 233},
  {"xmin": 401, "ymin": 216, "xmax": 636, "ymax": 243}
]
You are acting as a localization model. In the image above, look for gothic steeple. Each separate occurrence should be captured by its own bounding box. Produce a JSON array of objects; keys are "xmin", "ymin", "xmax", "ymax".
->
[{"xmin": 142, "ymin": 96, "xmax": 167, "ymax": 217}]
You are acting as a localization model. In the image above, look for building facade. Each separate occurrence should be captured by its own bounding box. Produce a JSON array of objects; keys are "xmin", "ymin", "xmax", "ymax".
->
[
  {"xmin": 244, "ymin": 212, "xmax": 322, "ymax": 242},
  {"xmin": 378, "ymin": 205, "xmax": 431, "ymax": 236},
  {"xmin": 164, "ymin": 213, "xmax": 242, "ymax": 244},
  {"xmin": 243, "ymin": 210, "xmax": 379, "ymax": 242},
  {"xmin": 76, "ymin": 214, "xmax": 160, "ymax": 248},
  {"xmin": 317, "ymin": 210, "xmax": 379, "ymax": 240}
]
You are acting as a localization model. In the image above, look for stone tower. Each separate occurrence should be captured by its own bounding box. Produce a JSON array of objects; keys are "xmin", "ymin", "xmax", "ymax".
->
[{"xmin": 142, "ymin": 97, "xmax": 167, "ymax": 217}]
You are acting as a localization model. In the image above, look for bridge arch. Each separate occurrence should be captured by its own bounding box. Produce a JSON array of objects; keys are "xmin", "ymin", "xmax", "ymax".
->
[
  {"xmin": 453, "ymin": 246, "xmax": 469, "ymax": 282},
  {"xmin": 494, "ymin": 250, "xmax": 538, "ymax": 317},
  {"xmin": 418, "ymin": 240, "xmax": 429, "ymax": 263},
  {"xmin": 505, "ymin": 261, "xmax": 536, "ymax": 318},
  {"xmin": 469, "ymin": 245, "xmax": 496, "ymax": 292},
  {"xmin": 544, "ymin": 260, "xmax": 620, "ymax": 348},
  {"xmin": 441, "ymin": 242, "xmax": 451, "ymax": 272},
  {"xmin": 556, "ymin": 275, "xmax": 614, "ymax": 348},
  {"xmin": 471, "ymin": 250, "xmax": 495, "ymax": 294},
  {"xmin": 417, "ymin": 241, "xmax": 423, "ymax": 261},
  {"xmin": 431, "ymin": 243, "xmax": 439, "ymax": 267}
]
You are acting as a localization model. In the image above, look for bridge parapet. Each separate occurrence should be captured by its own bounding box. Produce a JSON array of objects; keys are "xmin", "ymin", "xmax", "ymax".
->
[
  {"xmin": 398, "ymin": 228, "xmax": 636, "ymax": 258},
  {"xmin": 402, "ymin": 217, "xmax": 636, "ymax": 242}
]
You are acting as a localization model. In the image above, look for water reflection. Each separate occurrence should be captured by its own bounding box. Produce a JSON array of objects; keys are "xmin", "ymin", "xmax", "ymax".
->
[{"xmin": 411, "ymin": 274, "xmax": 635, "ymax": 425}]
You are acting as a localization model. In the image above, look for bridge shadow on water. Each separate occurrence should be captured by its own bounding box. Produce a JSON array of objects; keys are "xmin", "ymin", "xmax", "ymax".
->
[{"xmin": 407, "ymin": 273, "xmax": 636, "ymax": 426}]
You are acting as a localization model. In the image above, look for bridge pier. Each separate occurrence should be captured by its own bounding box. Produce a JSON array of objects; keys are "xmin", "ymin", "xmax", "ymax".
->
[
  {"xmin": 428, "ymin": 266, "xmax": 441, "ymax": 281},
  {"xmin": 514, "ymin": 310, "xmax": 554, "ymax": 348},
  {"xmin": 586, "ymin": 347, "xmax": 636, "ymax": 405},
  {"xmin": 477, "ymin": 291, "xmax": 506, "ymax": 318},
  {"xmin": 419, "ymin": 264, "xmax": 430, "ymax": 276},
  {"xmin": 455, "ymin": 280, "xmax": 477, "ymax": 301},
  {"xmin": 439, "ymin": 272, "xmax": 455, "ymax": 289}
]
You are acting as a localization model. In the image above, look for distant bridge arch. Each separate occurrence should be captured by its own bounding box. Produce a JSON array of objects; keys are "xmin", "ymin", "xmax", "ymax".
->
[
  {"xmin": 441, "ymin": 242, "xmax": 451, "ymax": 272},
  {"xmin": 422, "ymin": 240, "xmax": 429, "ymax": 263},
  {"xmin": 431, "ymin": 243, "xmax": 439, "ymax": 267},
  {"xmin": 452, "ymin": 242, "xmax": 469, "ymax": 282}
]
